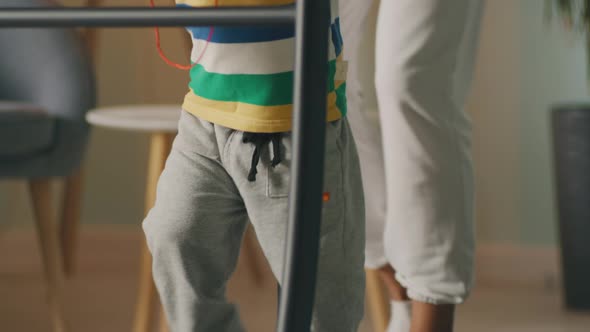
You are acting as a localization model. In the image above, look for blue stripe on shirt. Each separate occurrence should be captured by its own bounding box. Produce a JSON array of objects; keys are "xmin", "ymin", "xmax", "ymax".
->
[
  {"xmin": 177, "ymin": 3, "xmax": 294, "ymax": 43},
  {"xmin": 331, "ymin": 18, "xmax": 343, "ymax": 57},
  {"xmin": 187, "ymin": 25, "xmax": 295, "ymax": 43},
  {"xmin": 178, "ymin": 4, "xmax": 342, "ymax": 52}
]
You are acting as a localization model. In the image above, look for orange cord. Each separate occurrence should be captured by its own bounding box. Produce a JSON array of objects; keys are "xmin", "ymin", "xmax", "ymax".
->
[{"xmin": 149, "ymin": 0, "xmax": 217, "ymax": 70}]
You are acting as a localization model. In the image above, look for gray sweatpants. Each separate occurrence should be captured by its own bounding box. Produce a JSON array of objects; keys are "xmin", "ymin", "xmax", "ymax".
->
[{"xmin": 142, "ymin": 111, "xmax": 365, "ymax": 332}]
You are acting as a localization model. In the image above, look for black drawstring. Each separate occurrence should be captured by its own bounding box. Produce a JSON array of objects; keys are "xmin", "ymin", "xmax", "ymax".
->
[{"xmin": 242, "ymin": 132, "xmax": 283, "ymax": 182}]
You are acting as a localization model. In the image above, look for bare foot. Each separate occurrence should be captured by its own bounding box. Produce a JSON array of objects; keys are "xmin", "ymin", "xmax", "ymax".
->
[{"xmin": 376, "ymin": 264, "xmax": 456, "ymax": 332}]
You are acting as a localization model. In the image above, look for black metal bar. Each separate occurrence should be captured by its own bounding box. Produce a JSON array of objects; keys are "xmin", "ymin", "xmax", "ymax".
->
[
  {"xmin": 0, "ymin": 6, "xmax": 294, "ymax": 27},
  {"xmin": 277, "ymin": 0, "xmax": 331, "ymax": 331}
]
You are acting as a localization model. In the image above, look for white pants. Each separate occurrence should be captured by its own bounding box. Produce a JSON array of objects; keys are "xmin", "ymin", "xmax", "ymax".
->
[{"xmin": 339, "ymin": 0, "xmax": 484, "ymax": 304}]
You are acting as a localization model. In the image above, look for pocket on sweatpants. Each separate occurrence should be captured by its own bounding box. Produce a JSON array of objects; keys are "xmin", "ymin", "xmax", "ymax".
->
[
  {"xmin": 266, "ymin": 121, "xmax": 344, "ymax": 235},
  {"xmin": 266, "ymin": 149, "xmax": 291, "ymax": 198},
  {"xmin": 266, "ymin": 120, "xmax": 342, "ymax": 198}
]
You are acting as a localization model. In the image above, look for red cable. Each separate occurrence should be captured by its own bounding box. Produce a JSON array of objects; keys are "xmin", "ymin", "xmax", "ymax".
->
[{"xmin": 150, "ymin": 0, "xmax": 217, "ymax": 71}]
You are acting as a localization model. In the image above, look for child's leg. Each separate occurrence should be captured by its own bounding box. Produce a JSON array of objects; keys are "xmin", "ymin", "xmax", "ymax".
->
[
  {"xmin": 143, "ymin": 112, "xmax": 249, "ymax": 332},
  {"xmin": 225, "ymin": 118, "xmax": 365, "ymax": 331}
]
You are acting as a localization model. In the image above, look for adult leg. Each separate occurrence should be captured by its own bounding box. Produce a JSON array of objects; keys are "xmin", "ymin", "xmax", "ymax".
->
[
  {"xmin": 339, "ymin": 0, "xmax": 388, "ymax": 270},
  {"xmin": 340, "ymin": 2, "xmax": 414, "ymax": 331},
  {"xmin": 374, "ymin": 0, "xmax": 484, "ymax": 331}
]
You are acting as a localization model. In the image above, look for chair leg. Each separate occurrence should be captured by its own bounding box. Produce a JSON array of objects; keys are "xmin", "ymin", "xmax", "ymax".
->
[
  {"xmin": 60, "ymin": 168, "xmax": 84, "ymax": 277},
  {"xmin": 366, "ymin": 269, "xmax": 391, "ymax": 332},
  {"xmin": 242, "ymin": 224, "xmax": 267, "ymax": 286},
  {"xmin": 29, "ymin": 179, "xmax": 68, "ymax": 332}
]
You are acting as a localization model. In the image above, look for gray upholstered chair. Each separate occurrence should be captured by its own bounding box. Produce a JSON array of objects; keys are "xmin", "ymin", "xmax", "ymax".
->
[{"xmin": 0, "ymin": 0, "xmax": 96, "ymax": 330}]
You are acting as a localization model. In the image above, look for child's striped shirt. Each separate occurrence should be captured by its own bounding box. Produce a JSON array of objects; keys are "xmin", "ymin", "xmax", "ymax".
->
[{"xmin": 176, "ymin": 0, "xmax": 346, "ymax": 133}]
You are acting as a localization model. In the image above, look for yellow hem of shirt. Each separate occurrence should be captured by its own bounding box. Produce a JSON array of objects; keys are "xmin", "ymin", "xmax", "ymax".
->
[{"xmin": 182, "ymin": 87, "xmax": 343, "ymax": 133}]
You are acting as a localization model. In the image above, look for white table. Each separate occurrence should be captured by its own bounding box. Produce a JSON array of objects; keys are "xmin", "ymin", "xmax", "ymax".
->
[
  {"xmin": 87, "ymin": 105, "xmax": 180, "ymax": 332},
  {"xmin": 86, "ymin": 105, "xmax": 181, "ymax": 133}
]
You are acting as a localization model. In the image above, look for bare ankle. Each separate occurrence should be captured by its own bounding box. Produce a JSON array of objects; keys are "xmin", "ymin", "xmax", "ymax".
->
[
  {"xmin": 376, "ymin": 265, "xmax": 409, "ymax": 301},
  {"xmin": 410, "ymin": 301, "xmax": 455, "ymax": 332}
]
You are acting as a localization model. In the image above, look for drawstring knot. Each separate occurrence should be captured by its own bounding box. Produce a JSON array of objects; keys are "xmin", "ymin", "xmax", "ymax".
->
[{"xmin": 242, "ymin": 132, "xmax": 283, "ymax": 182}]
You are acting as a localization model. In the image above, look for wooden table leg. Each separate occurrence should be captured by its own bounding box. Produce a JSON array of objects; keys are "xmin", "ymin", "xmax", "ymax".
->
[
  {"xmin": 133, "ymin": 133, "xmax": 174, "ymax": 332},
  {"xmin": 366, "ymin": 269, "xmax": 391, "ymax": 332}
]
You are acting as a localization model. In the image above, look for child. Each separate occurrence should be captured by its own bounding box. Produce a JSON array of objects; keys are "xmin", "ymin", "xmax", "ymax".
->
[{"xmin": 142, "ymin": 0, "xmax": 365, "ymax": 331}]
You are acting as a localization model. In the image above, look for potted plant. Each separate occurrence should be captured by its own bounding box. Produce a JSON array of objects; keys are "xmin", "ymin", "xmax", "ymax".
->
[{"xmin": 549, "ymin": 0, "xmax": 590, "ymax": 311}]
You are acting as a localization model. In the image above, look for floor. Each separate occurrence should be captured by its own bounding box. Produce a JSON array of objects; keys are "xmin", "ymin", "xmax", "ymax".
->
[{"xmin": 1, "ymin": 226, "xmax": 589, "ymax": 332}]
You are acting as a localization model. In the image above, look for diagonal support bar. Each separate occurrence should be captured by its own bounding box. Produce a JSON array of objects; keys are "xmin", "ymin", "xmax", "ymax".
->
[{"xmin": 0, "ymin": 6, "xmax": 294, "ymax": 27}]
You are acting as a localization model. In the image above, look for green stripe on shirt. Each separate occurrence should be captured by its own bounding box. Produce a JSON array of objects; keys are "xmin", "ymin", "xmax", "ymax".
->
[
  {"xmin": 335, "ymin": 82, "xmax": 347, "ymax": 116},
  {"xmin": 189, "ymin": 59, "xmax": 338, "ymax": 106}
]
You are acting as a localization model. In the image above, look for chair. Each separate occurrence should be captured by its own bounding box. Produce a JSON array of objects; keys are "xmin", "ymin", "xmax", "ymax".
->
[{"xmin": 0, "ymin": 0, "xmax": 96, "ymax": 330}]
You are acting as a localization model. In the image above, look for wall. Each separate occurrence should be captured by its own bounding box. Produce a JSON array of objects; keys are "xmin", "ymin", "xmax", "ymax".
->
[
  {"xmin": 469, "ymin": 0, "xmax": 522, "ymax": 244},
  {"xmin": 519, "ymin": 0, "xmax": 588, "ymax": 245}
]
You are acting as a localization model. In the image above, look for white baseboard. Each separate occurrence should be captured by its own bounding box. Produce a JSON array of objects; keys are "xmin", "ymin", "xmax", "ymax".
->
[{"xmin": 475, "ymin": 244, "xmax": 561, "ymax": 290}]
